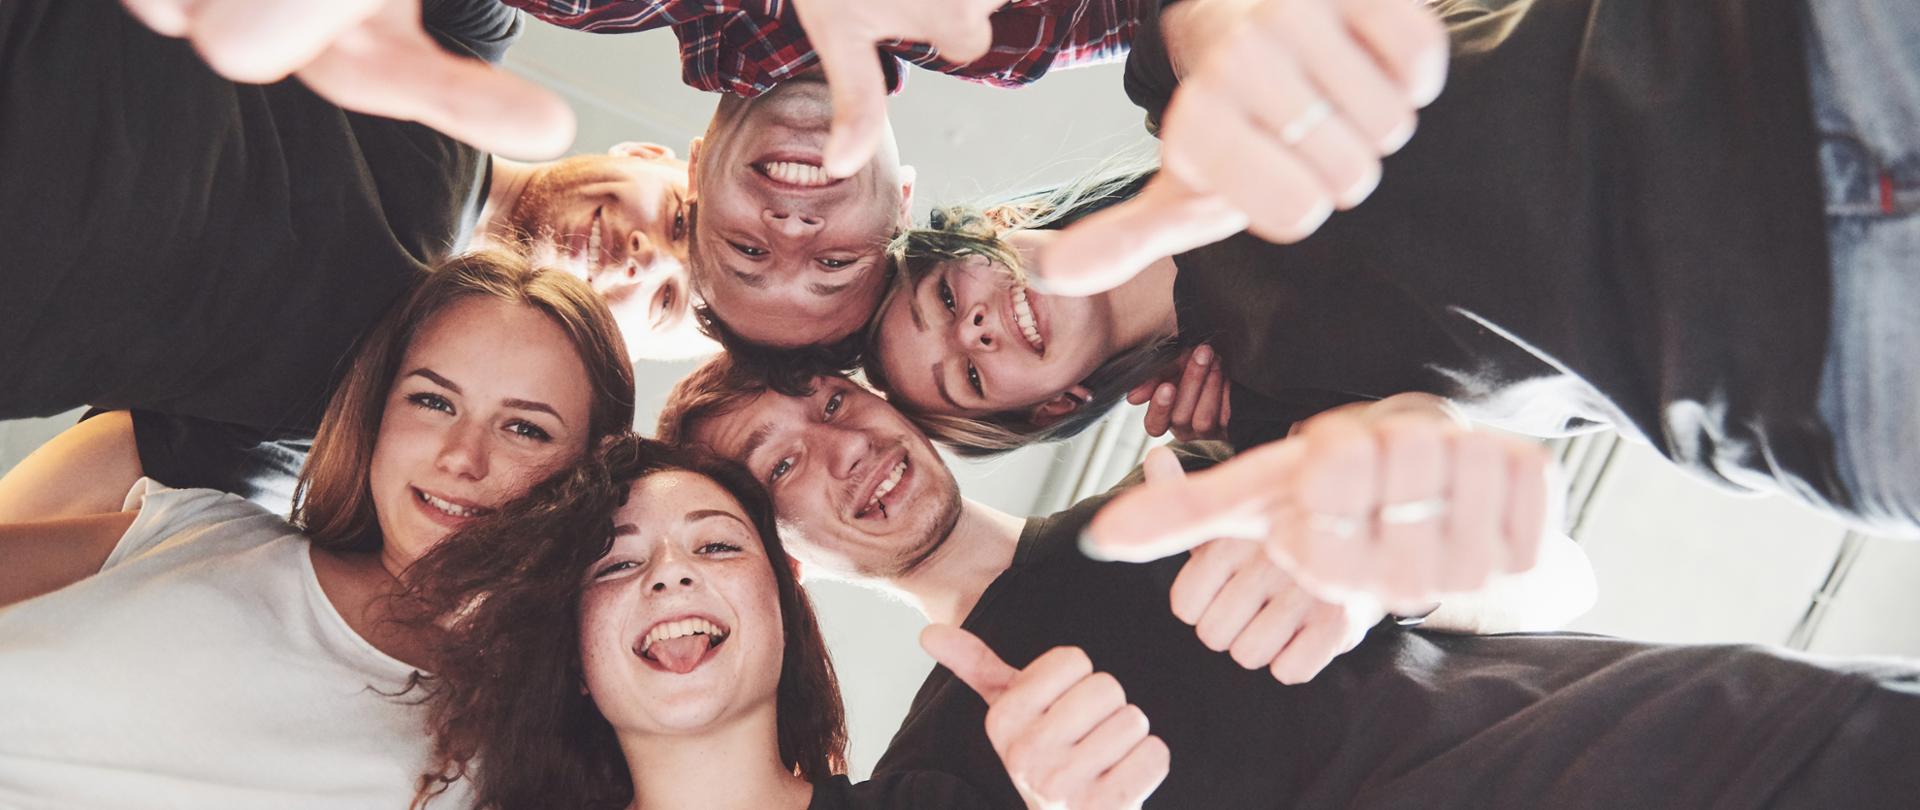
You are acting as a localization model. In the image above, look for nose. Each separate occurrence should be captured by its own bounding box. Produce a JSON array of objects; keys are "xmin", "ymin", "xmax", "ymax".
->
[
  {"xmin": 761, "ymin": 207, "xmax": 824, "ymax": 239},
  {"xmin": 648, "ymin": 547, "xmax": 697, "ymax": 593},
  {"xmin": 434, "ymin": 419, "xmax": 490, "ymax": 481},
  {"xmin": 954, "ymin": 300, "xmax": 999, "ymax": 354},
  {"xmin": 625, "ymin": 230, "xmax": 660, "ymax": 272},
  {"xmin": 825, "ymin": 422, "xmax": 874, "ymax": 484}
]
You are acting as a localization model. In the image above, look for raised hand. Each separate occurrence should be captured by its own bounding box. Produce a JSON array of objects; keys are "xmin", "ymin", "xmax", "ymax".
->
[
  {"xmin": 922, "ymin": 625, "xmax": 1169, "ymax": 810},
  {"xmin": 1141, "ymin": 450, "xmax": 1382, "ymax": 684},
  {"xmin": 790, "ymin": 0, "xmax": 1006, "ymax": 177},
  {"xmin": 1083, "ymin": 396, "xmax": 1558, "ymax": 611},
  {"xmin": 1125, "ymin": 344, "xmax": 1232, "ymax": 441},
  {"xmin": 1036, "ymin": 0, "xmax": 1448, "ymax": 296},
  {"xmin": 120, "ymin": 0, "xmax": 574, "ymax": 159}
]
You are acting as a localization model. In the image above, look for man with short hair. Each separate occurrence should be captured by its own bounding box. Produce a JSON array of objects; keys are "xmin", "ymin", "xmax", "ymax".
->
[
  {"xmin": 658, "ymin": 355, "xmax": 1920, "ymax": 808},
  {"xmin": 507, "ymin": 0, "xmax": 1149, "ymax": 350}
]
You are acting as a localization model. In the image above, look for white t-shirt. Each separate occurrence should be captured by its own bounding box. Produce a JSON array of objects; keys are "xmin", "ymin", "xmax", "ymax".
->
[{"xmin": 0, "ymin": 480, "xmax": 472, "ymax": 809}]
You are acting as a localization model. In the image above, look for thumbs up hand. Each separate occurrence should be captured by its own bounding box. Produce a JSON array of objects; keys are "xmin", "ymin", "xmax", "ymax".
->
[
  {"xmin": 922, "ymin": 625, "xmax": 1170, "ymax": 810},
  {"xmin": 1084, "ymin": 396, "xmax": 1557, "ymax": 612}
]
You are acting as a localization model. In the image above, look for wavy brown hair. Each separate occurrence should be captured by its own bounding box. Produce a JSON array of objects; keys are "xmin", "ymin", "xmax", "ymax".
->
[
  {"xmin": 404, "ymin": 435, "xmax": 848, "ymax": 809},
  {"xmin": 293, "ymin": 250, "xmax": 637, "ymax": 552}
]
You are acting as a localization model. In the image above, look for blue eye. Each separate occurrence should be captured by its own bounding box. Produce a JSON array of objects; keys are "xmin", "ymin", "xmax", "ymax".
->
[
  {"xmin": 407, "ymin": 392, "xmax": 454, "ymax": 414},
  {"xmin": 769, "ymin": 457, "xmax": 794, "ymax": 482},
  {"xmin": 508, "ymin": 421, "xmax": 554, "ymax": 442},
  {"xmin": 823, "ymin": 392, "xmax": 844, "ymax": 419}
]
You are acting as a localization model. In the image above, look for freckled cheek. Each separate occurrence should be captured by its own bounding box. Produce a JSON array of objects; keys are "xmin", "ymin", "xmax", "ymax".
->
[{"xmin": 576, "ymin": 595, "xmax": 630, "ymax": 691}]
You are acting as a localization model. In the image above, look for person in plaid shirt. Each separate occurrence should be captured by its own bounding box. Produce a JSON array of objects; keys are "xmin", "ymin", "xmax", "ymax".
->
[{"xmin": 497, "ymin": 0, "xmax": 1147, "ymax": 352}]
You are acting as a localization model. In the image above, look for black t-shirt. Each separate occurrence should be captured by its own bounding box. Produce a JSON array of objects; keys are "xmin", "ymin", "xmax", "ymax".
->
[
  {"xmin": 874, "ymin": 444, "xmax": 1915, "ymax": 808},
  {"xmin": 0, "ymin": 0, "xmax": 512, "ymax": 434},
  {"xmin": 1126, "ymin": 0, "xmax": 1850, "ymax": 515},
  {"xmin": 806, "ymin": 772, "xmax": 991, "ymax": 810}
]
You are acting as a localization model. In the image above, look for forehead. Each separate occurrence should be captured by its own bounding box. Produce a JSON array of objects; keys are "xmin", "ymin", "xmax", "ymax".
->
[{"xmin": 617, "ymin": 471, "xmax": 746, "ymax": 529}]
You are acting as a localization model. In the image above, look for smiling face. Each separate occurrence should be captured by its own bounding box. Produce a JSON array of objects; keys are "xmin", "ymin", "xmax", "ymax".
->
[
  {"xmin": 689, "ymin": 77, "xmax": 914, "ymax": 348},
  {"xmin": 577, "ymin": 471, "xmax": 786, "ymax": 736},
  {"xmin": 874, "ymin": 238, "xmax": 1113, "ymax": 421},
  {"xmin": 505, "ymin": 146, "xmax": 697, "ymax": 346},
  {"xmin": 686, "ymin": 376, "xmax": 961, "ymax": 580},
  {"xmin": 366, "ymin": 297, "xmax": 595, "ymax": 569}
]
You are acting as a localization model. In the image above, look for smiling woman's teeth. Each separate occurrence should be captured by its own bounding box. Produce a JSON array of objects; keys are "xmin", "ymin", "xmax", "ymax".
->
[
  {"xmin": 417, "ymin": 490, "xmax": 487, "ymax": 518},
  {"xmin": 760, "ymin": 161, "xmax": 832, "ymax": 187},
  {"xmin": 863, "ymin": 460, "xmax": 908, "ymax": 516},
  {"xmin": 641, "ymin": 617, "xmax": 729, "ymax": 656},
  {"xmin": 1011, "ymin": 284, "xmax": 1045, "ymax": 352}
]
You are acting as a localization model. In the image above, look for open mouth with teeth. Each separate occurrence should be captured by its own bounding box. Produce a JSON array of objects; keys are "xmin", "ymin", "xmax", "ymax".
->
[
  {"xmin": 413, "ymin": 487, "xmax": 494, "ymax": 520},
  {"xmin": 585, "ymin": 207, "xmax": 604, "ymax": 267},
  {"xmin": 1008, "ymin": 281, "xmax": 1046, "ymax": 355},
  {"xmin": 636, "ymin": 616, "xmax": 732, "ymax": 675},
  {"xmin": 754, "ymin": 159, "xmax": 840, "ymax": 189},
  {"xmin": 854, "ymin": 455, "xmax": 910, "ymax": 520}
]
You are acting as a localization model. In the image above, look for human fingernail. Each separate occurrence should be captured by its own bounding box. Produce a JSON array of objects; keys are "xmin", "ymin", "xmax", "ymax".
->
[
  {"xmin": 1157, "ymin": 384, "xmax": 1176, "ymax": 404},
  {"xmin": 1194, "ymin": 345, "xmax": 1212, "ymax": 365},
  {"xmin": 1340, "ymin": 167, "xmax": 1382, "ymax": 209}
]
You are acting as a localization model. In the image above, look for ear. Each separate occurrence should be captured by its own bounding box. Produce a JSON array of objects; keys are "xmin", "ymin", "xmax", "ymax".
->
[
  {"xmin": 896, "ymin": 164, "xmax": 917, "ymax": 226},
  {"xmin": 686, "ymin": 137, "xmax": 705, "ymax": 201},
  {"xmin": 609, "ymin": 141, "xmax": 675, "ymax": 160},
  {"xmin": 1028, "ymin": 385, "xmax": 1093, "ymax": 428}
]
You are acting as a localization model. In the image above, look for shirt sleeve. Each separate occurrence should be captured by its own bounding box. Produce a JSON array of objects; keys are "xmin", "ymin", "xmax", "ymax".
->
[
  {"xmin": 900, "ymin": 0, "xmax": 1147, "ymax": 88},
  {"xmin": 101, "ymin": 480, "xmax": 253, "ymax": 572},
  {"xmin": 502, "ymin": 0, "xmax": 1145, "ymax": 96},
  {"xmin": 422, "ymin": 0, "xmax": 526, "ymax": 63}
]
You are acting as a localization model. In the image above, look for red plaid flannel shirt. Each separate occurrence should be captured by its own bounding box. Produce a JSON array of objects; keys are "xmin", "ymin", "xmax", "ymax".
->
[{"xmin": 499, "ymin": 0, "xmax": 1143, "ymax": 96}]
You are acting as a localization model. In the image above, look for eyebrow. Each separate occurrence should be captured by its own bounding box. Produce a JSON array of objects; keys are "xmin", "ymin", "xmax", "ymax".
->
[
  {"xmin": 908, "ymin": 268, "xmax": 939, "ymax": 332},
  {"xmin": 685, "ymin": 508, "xmax": 753, "ymax": 529},
  {"xmin": 613, "ymin": 523, "xmax": 639, "ymax": 536},
  {"xmin": 730, "ymin": 267, "xmax": 771, "ymax": 290},
  {"xmin": 931, "ymin": 361, "xmax": 963, "ymax": 411},
  {"xmin": 739, "ymin": 423, "xmax": 774, "ymax": 466},
  {"xmin": 807, "ymin": 280, "xmax": 853, "ymax": 297},
  {"xmin": 404, "ymin": 368, "xmax": 566, "ymax": 426},
  {"xmin": 406, "ymin": 368, "xmax": 461, "ymax": 393}
]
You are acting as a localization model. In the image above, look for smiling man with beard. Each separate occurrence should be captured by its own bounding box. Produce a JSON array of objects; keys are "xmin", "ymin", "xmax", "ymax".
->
[{"xmin": 656, "ymin": 355, "xmax": 1920, "ymax": 809}]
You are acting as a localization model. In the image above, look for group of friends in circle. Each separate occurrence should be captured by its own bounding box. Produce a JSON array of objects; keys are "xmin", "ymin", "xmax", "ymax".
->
[{"xmin": 2, "ymin": 0, "xmax": 1918, "ymax": 808}]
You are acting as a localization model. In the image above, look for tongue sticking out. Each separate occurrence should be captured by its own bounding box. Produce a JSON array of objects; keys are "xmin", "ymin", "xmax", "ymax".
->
[{"xmin": 651, "ymin": 635, "xmax": 714, "ymax": 674}]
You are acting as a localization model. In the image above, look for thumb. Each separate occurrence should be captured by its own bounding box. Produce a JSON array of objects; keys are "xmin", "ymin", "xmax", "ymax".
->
[
  {"xmin": 921, "ymin": 624, "xmax": 1017, "ymax": 704},
  {"xmin": 809, "ymin": 29, "xmax": 891, "ymax": 178},
  {"xmin": 1081, "ymin": 440, "xmax": 1306, "ymax": 563},
  {"xmin": 1140, "ymin": 446, "xmax": 1188, "ymax": 486},
  {"xmin": 1033, "ymin": 174, "xmax": 1247, "ymax": 297}
]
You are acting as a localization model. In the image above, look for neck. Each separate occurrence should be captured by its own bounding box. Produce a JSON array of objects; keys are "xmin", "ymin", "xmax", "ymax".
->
[
  {"xmin": 888, "ymin": 499, "xmax": 1024, "ymax": 625},
  {"xmin": 619, "ymin": 706, "xmax": 812, "ymax": 810},
  {"xmin": 1103, "ymin": 254, "xmax": 1181, "ymax": 346},
  {"xmin": 474, "ymin": 155, "xmax": 534, "ymax": 245},
  {"xmin": 308, "ymin": 546, "xmax": 433, "ymax": 669}
]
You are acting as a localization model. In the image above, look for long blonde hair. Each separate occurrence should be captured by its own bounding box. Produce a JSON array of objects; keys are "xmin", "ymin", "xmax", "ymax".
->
[{"xmin": 864, "ymin": 153, "xmax": 1178, "ymax": 456}]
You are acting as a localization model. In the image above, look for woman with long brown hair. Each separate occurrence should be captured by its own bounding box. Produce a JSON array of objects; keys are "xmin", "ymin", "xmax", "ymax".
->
[
  {"xmin": 0, "ymin": 250, "xmax": 634, "ymax": 808},
  {"xmin": 406, "ymin": 436, "xmax": 993, "ymax": 810}
]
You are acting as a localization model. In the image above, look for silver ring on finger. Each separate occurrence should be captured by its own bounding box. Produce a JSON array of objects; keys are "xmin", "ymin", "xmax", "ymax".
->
[
  {"xmin": 1377, "ymin": 498, "xmax": 1449, "ymax": 526},
  {"xmin": 1280, "ymin": 99, "xmax": 1335, "ymax": 145}
]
